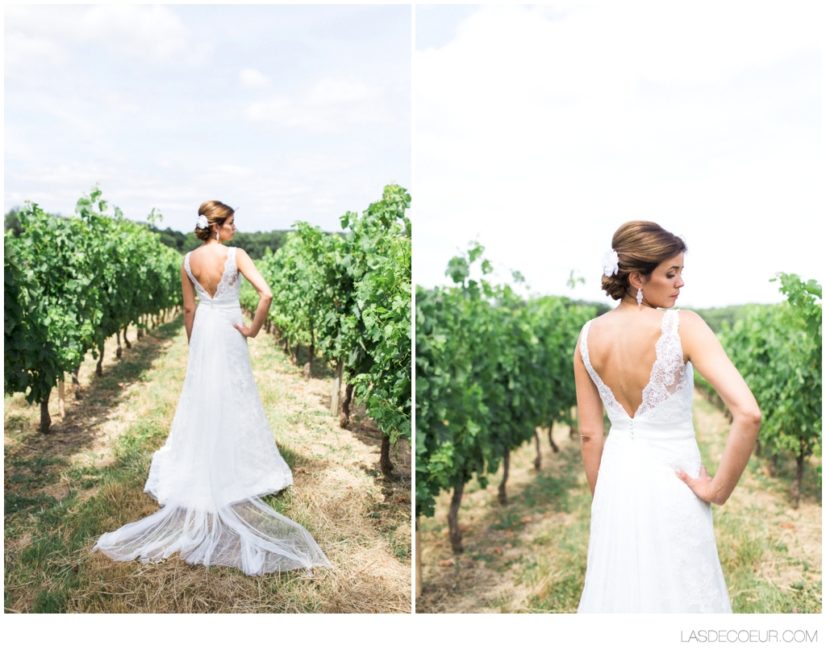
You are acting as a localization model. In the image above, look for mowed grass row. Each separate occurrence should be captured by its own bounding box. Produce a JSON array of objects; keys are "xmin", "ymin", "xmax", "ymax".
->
[
  {"xmin": 417, "ymin": 394, "xmax": 821, "ymax": 613},
  {"xmin": 4, "ymin": 314, "xmax": 411, "ymax": 613}
]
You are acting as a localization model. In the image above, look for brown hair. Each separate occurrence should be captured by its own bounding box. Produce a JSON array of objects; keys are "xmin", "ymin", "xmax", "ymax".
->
[
  {"xmin": 602, "ymin": 221, "xmax": 687, "ymax": 300},
  {"xmin": 195, "ymin": 200, "xmax": 234, "ymax": 242}
]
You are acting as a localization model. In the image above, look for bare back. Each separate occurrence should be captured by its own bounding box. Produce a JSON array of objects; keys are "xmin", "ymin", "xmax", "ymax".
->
[
  {"xmin": 585, "ymin": 308, "xmax": 687, "ymax": 418},
  {"xmin": 187, "ymin": 245, "xmax": 232, "ymax": 298}
]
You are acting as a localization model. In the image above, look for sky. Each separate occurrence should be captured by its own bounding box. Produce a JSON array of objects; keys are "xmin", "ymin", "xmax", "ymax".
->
[
  {"xmin": 413, "ymin": 1, "xmax": 824, "ymax": 308},
  {"xmin": 4, "ymin": 4, "xmax": 411, "ymax": 233}
]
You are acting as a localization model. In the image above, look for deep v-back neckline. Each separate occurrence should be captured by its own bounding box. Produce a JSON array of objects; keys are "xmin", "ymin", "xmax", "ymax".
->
[
  {"xmin": 187, "ymin": 248, "xmax": 232, "ymax": 300},
  {"xmin": 582, "ymin": 312, "xmax": 669, "ymax": 421}
]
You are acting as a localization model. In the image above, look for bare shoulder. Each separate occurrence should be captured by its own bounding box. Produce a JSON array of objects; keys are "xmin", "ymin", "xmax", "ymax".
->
[
  {"xmin": 573, "ymin": 312, "xmax": 601, "ymax": 358},
  {"xmin": 676, "ymin": 309, "xmax": 720, "ymax": 362},
  {"xmin": 233, "ymin": 248, "xmax": 260, "ymax": 278},
  {"xmin": 589, "ymin": 310, "xmax": 612, "ymax": 327},
  {"xmin": 585, "ymin": 310, "xmax": 616, "ymax": 335},
  {"xmin": 677, "ymin": 309, "xmax": 712, "ymax": 335}
]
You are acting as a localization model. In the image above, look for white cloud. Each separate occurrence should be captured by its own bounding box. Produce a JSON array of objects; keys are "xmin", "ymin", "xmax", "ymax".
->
[
  {"xmin": 33, "ymin": 100, "xmax": 108, "ymax": 141},
  {"xmin": 308, "ymin": 78, "xmax": 381, "ymax": 104},
  {"xmin": 80, "ymin": 5, "xmax": 209, "ymax": 65},
  {"xmin": 209, "ymin": 164, "xmax": 256, "ymax": 178},
  {"xmin": 101, "ymin": 91, "xmax": 142, "ymax": 115},
  {"xmin": 5, "ymin": 5, "xmax": 410, "ymax": 235},
  {"xmin": 245, "ymin": 96, "xmax": 291, "ymax": 122},
  {"xmin": 4, "ymin": 31, "xmax": 65, "ymax": 76},
  {"xmin": 312, "ymin": 196, "xmax": 337, "ymax": 208},
  {"xmin": 11, "ymin": 162, "xmax": 114, "ymax": 188},
  {"xmin": 289, "ymin": 153, "xmax": 359, "ymax": 175},
  {"xmin": 239, "ymin": 68, "xmax": 271, "ymax": 89},
  {"xmin": 245, "ymin": 77, "xmax": 391, "ymax": 132},
  {"xmin": 414, "ymin": 2, "xmax": 823, "ymax": 307},
  {"xmin": 5, "ymin": 5, "xmax": 210, "ymax": 70}
]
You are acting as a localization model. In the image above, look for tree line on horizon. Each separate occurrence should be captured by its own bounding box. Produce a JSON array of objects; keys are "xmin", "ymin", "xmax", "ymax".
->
[{"xmin": 4, "ymin": 206, "xmax": 336, "ymax": 260}]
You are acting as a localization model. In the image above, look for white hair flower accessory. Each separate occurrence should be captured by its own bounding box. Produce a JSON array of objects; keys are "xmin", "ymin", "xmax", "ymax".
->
[
  {"xmin": 602, "ymin": 249, "xmax": 619, "ymax": 277},
  {"xmin": 196, "ymin": 214, "xmax": 208, "ymax": 229}
]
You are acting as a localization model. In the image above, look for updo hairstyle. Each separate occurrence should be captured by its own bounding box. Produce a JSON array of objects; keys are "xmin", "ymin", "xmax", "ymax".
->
[
  {"xmin": 195, "ymin": 200, "xmax": 234, "ymax": 242},
  {"xmin": 602, "ymin": 221, "xmax": 687, "ymax": 300}
]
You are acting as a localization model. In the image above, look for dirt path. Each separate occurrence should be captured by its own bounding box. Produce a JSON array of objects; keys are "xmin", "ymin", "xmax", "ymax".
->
[
  {"xmin": 4, "ymin": 314, "xmax": 410, "ymax": 613},
  {"xmin": 417, "ymin": 392, "xmax": 820, "ymax": 613}
]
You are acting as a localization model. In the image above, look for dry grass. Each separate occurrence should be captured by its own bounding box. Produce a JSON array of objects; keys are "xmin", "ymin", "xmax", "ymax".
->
[
  {"xmin": 417, "ymin": 424, "xmax": 587, "ymax": 613},
  {"xmin": 4, "ymin": 314, "xmax": 411, "ymax": 613},
  {"xmin": 417, "ymin": 394, "xmax": 821, "ymax": 613},
  {"xmin": 693, "ymin": 397, "xmax": 821, "ymax": 612}
]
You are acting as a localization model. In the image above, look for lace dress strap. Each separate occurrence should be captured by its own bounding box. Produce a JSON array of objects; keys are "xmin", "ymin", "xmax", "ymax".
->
[
  {"xmin": 579, "ymin": 319, "xmax": 626, "ymax": 419},
  {"xmin": 579, "ymin": 320, "xmax": 597, "ymax": 382},
  {"xmin": 636, "ymin": 309, "xmax": 687, "ymax": 418},
  {"xmin": 212, "ymin": 247, "xmax": 238, "ymax": 298},
  {"xmin": 664, "ymin": 307, "xmax": 678, "ymax": 335},
  {"xmin": 183, "ymin": 252, "xmax": 196, "ymax": 284}
]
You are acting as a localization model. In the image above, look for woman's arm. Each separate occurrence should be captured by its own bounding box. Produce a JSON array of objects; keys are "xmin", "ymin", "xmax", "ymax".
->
[
  {"xmin": 573, "ymin": 332, "xmax": 606, "ymax": 496},
  {"xmin": 677, "ymin": 310, "xmax": 762, "ymax": 505},
  {"xmin": 234, "ymin": 248, "xmax": 273, "ymax": 338},
  {"xmin": 181, "ymin": 263, "xmax": 197, "ymax": 343}
]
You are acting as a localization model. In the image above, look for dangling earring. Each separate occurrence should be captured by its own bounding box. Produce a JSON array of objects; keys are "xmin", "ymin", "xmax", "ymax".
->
[
  {"xmin": 636, "ymin": 287, "xmax": 643, "ymax": 306},
  {"xmin": 215, "ymin": 229, "xmax": 220, "ymax": 242}
]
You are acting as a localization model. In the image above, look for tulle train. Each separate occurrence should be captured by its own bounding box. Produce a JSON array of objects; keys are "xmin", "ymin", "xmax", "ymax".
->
[{"xmin": 93, "ymin": 498, "xmax": 331, "ymax": 575}]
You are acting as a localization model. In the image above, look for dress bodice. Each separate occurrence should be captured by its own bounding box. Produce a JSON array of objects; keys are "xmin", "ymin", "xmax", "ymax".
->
[
  {"xmin": 577, "ymin": 308, "xmax": 730, "ymax": 613},
  {"xmin": 579, "ymin": 309, "xmax": 694, "ymax": 430},
  {"xmin": 184, "ymin": 246, "xmax": 241, "ymax": 306}
]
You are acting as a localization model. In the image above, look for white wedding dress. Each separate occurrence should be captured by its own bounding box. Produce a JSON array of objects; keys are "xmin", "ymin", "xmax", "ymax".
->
[
  {"xmin": 93, "ymin": 246, "xmax": 331, "ymax": 575},
  {"xmin": 577, "ymin": 309, "xmax": 731, "ymax": 613}
]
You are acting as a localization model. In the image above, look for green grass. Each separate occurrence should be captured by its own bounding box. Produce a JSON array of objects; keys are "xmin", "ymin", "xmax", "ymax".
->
[{"xmin": 5, "ymin": 400, "xmax": 171, "ymax": 613}]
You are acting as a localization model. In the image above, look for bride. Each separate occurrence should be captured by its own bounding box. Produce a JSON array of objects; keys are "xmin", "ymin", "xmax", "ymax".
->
[
  {"xmin": 93, "ymin": 200, "xmax": 331, "ymax": 576},
  {"xmin": 574, "ymin": 221, "xmax": 761, "ymax": 613}
]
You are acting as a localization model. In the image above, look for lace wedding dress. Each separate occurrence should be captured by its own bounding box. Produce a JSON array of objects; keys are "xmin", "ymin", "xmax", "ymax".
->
[
  {"xmin": 93, "ymin": 246, "xmax": 331, "ymax": 575},
  {"xmin": 577, "ymin": 309, "xmax": 731, "ymax": 613}
]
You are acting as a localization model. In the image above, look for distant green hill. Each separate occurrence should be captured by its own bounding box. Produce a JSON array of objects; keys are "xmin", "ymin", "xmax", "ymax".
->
[
  {"xmin": 568, "ymin": 298, "xmax": 612, "ymax": 317},
  {"xmin": 562, "ymin": 300, "xmax": 763, "ymax": 333},
  {"xmin": 691, "ymin": 305, "xmax": 760, "ymax": 332},
  {"xmin": 149, "ymin": 226, "xmax": 293, "ymax": 258}
]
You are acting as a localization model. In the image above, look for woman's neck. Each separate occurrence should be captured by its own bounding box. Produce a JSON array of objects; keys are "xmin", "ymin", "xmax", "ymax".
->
[{"xmin": 617, "ymin": 296, "xmax": 658, "ymax": 311}]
